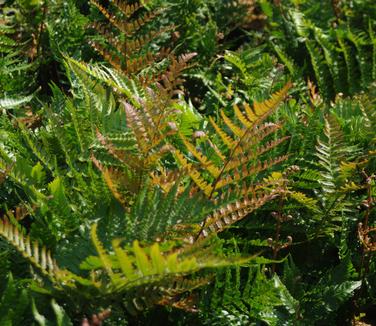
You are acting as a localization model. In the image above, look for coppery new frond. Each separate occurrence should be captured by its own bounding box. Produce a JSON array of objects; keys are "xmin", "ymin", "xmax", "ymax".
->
[
  {"xmin": 89, "ymin": 40, "xmax": 123, "ymax": 71},
  {"xmin": 150, "ymin": 168, "xmax": 185, "ymax": 194},
  {"xmin": 214, "ymin": 155, "xmax": 289, "ymax": 190},
  {"xmin": 186, "ymin": 192, "xmax": 276, "ymax": 242},
  {"xmin": 90, "ymin": 0, "xmax": 119, "ymax": 28},
  {"xmin": 122, "ymin": 100, "xmax": 172, "ymax": 155},
  {"xmin": 111, "ymin": 0, "xmax": 144, "ymax": 18},
  {"xmin": 91, "ymin": 0, "xmax": 156, "ymax": 36},
  {"xmin": 156, "ymin": 53, "xmax": 197, "ymax": 96},
  {"xmin": 93, "ymin": 98, "xmax": 175, "ymax": 191},
  {"xmin": 89, "ymin": 0, "xmax": 171, "ymax": 76}
]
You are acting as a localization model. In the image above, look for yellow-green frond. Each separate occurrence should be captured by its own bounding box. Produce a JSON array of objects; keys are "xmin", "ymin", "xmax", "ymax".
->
[
  {"xmin": 180, "ymin": 134, "xmax": 221, "ymax": 178},
  {"xmin": 209, "ymin": 116, "xmax": 236, "ymax": 149},
  {"xmin": 174, "ymin": 150, "xmax": 214, "ymax": 197}
]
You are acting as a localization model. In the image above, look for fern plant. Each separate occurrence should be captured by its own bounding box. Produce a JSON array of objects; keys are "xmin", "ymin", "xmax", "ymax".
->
[
  {"xmin": 88, "ymin": 0, "xmax": 172, "ymax": 77},
  {"xmin": 200, "ymin": 265, "xmax": 299, "ymax": 325},
  {"xmin": 0, "ymin": 273, "xmax": 31, "ymax": 325},
  {"xmin": 0, "ymin": 36, "xmax": 293, "ymax": 321},
  {"xmin": 0, "ymin": 213, "xmax": 252, "ymax": 318},
  {"xmin": 262, "ymin": 1, "xmax": 376, "ymax": 101},
  {"xmin": 0, "ymin": 2, "xmax": 37, "ymax": 98},
  {"xmin": 2, "ymin": 1, "xmax": 376, "ymax": 324}
]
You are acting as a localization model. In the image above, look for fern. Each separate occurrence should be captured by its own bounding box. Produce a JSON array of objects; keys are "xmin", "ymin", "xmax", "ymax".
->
[
  {"xmin": 0, "ymin": 218, "xmax": 61, "ymax": 281},
  {"xmin": 89, "ymin": 0, "xmax": 171, "ymax": 76},
  {"xmin": 268, "ymin": 6, "xmax": 376, "ymax": 100},
  {"xmin": 173, "ymin": 82, "xmax": 291, "ymax": 199},
  {"xmin": 0, "ymin": 216, "xmax": 253, "ymax": 313},
  {"xmin": 0, "ymin": 273, "xmax": 31, "ymax": 325},
  {"xmin": 316, "ymin": 115, "xmax": 347, "ymax": 194},
  {"xmin": 0, "ymin": 94, "xmax": 34, "ymax": 109},
  {"xmin": 201, "ymin": 266, "xmax": 299, "ymax": 325}
]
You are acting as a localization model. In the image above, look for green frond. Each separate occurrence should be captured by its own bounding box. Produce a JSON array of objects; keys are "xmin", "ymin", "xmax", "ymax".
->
[
  {"xmin": 315, "ymin": 114, "xmax": 347, "ymax": 194},
  {"xmin": 201, "ymin": 266, "xmax": 298, "ymax": 324},
  {"xmin": 290, "ymin": 191, "xmax": 319, "ymax": 212},
  {"xmin": 336, "ymin": 29, "xmax": 360, "ymax": 95},
  {"xmin": 0, "ymin": 273, "xmax": 30, "ymax": 325},
  {"xmin": 0, "ymin": 94, "xmax": 34, "ymax": 109},
  {"xmin": 126, "ymin": 183, "xmax": 211, "ymax": 241},
  {"xmin": 84, "ymin": 223, "xmax": 253, "ymax": 294},
  {"xmin": 276, "ymin": 7, "xmax": 375, "ymax": 100},
  {"xmin": 370, "ymin": 22, "xmax": 376, "ymax": 81},
  {"xmin": 65, "ymin": 56, "xmax": 139, "ymax": 105},
  {"xmin": 91, "ymin": 223, "xmax": 114, "ymax": 277}
]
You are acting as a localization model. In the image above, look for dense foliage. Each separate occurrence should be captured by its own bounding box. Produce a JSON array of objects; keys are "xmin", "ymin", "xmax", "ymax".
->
[{"xmin": 0, "ymin": 0, "xmax": 375, "ymax": 324}]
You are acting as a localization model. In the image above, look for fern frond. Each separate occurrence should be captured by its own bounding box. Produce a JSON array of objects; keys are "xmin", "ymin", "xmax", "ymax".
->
[
  {"xmin": 89, "ymin": 0, "xmax": 171, "ymax": 76},
  {"xmin": 0, "ymin": 94, "xmax": 34, "ymax": 109},
  {"xmin": 150, "ymin": 168, "xmax": 184, "ymax": 194},
  {"xmin": 156, "ymin": 53, "xmax": 197, "ymax": 95},
  {"xmin": 315, "ymin": 114, "xmax": 347, "ymax": 194},
  {"xmin": 336, "ymin": 29, "xmax": 360, "ymax": 95},
  {"xmin": 195, "ymin": 193, "xmax": 275, "ymax": 240},
  {"xmin": 179, "ymin": 134, "xmax": 221, "ymax": 178},
  {"xmin": 289, "ymin": 191, "xmax": 319, "ymax": 212},
  {"xmin": 0, "ymin": 219, "xmax": 59, "ymax": 279},
  {"xmin": 174, "ymin": 149, "xmax": 214, "ymax": 197},
  {"xmin": 111, "ymin": 0, "xmax": 143, "ymax": 18},
  {"xmin": 85, "ymin": 223, "xmax": 251, "ymax": 293},
  {"xmin": 175, "ymin": 83, "xmax": 291, "ymax": 199},
  {"xmin": 90, "ymin": 0, "xmax": 156, "ymax": 37}
]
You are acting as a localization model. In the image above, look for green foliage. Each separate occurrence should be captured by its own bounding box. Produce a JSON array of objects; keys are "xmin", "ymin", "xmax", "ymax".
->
[
  {"xmin": 0, "ymin": 0, "xmax": 376, "ymax": 324},
  {"xmin": 32, "ymin": 299, "xmax": 73, "ymax": 326},
  {"xmin": 0, "ymin": 273, "xmax": 31, "ymax": 325},
  {"xmin": 201, "ymin": 266, "xmax": 299, "ymax": 325},
  {"xmin": 262, "ymin": 0, "xmax": 376, "ymax": 101}
]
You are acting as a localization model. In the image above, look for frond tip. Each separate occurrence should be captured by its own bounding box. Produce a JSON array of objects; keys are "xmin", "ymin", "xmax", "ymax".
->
[{"xmin": 175, "ymin": 82, "xmax": 292, "ymax": 198}]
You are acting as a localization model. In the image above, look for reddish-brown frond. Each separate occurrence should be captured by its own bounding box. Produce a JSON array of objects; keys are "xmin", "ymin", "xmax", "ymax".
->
[
  {"xmin": 190, "ymin": 192, "xmax": 275, "ymax": 241},
  {"xmin": 150, "ymin": 168, "xmax": 185, "ymax": 193},
  {"xmin": 111, "ymin": 0, "xmax": 143, "ymax": 18},
  {"xmin": 89, "ymin": 0, "xmax": 172, "ymax": 77},
  {"xmin": 156, "ymin": 53, "xmax": 197, "ymax": 96}
]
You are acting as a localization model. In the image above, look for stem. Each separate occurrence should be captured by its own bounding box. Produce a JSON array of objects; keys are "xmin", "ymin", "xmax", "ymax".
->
[
  {"xmin": 36, "ymin": 1, "xmax": 48, "ymax": 60},
  {"xmin": 271, "ymin": 195, "xmax": 285, "ymax": 274},
  {"xmin": 360, "ymin": 173, "xmax": 373, "ymax": 279}
]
